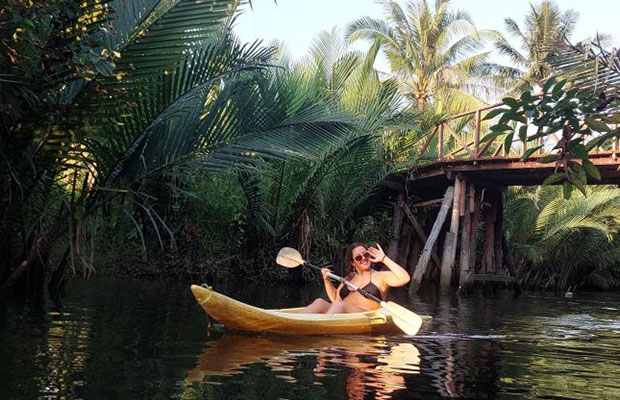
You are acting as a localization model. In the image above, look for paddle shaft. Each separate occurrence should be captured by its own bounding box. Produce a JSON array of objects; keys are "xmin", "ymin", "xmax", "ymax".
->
[{"xmin": 302, "ymin": 262, "xmax": 383, "ymax": 304}]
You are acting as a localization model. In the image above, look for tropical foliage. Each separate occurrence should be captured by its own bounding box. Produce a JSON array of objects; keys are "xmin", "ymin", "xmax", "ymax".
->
[
  {"xmin": 1, "ymin": 0, "xmax": 618, "ymax": 301},
  {"xmin": 0, "ymin": 0, "xmax": 362, "ymax": 295},
  {"xmin": 346, "ymin": 0, "xmax": 516, "ymax": 113},
  {"xmin": 505, "ymin": 186, "xmax": 620, "ymax": 290},
  {"xmin": 231, "ymin": 29, "xmax": 406, "ymax": 275},
  {"xmin": 494, "ymin": 0, "xmax": 579, "ymax": 92},
  {"xmin": 484, "ymin": 76, "xmax": 620, "ymax": 196}
]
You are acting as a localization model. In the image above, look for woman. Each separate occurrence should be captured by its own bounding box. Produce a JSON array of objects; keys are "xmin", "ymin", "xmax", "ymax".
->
[{"xmin": 302, "ymin": 243, "xmax": 410, "ymax": 313}]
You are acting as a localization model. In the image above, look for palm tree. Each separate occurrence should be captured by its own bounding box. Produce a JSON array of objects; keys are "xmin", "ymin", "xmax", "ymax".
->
[
  {"xmin": 0, "ymin": 1, "xmax": 361, "ymax": 294},
  {"xmin": 346, "ymin": 0, "xmax": 512, "ymax": 114},
  {"xmin": 494, "ymin": 1, "xmax": 579, "ymax": 91},
  {"xmin": 231, "ymin": 29, "xmax": 405, "ymax": 269},
  {"xmin": 504, "ymin": 186, "xmax": 620, "ymax": 291}
]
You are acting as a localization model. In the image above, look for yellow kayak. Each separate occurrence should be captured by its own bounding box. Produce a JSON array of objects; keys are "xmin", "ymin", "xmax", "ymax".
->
[{"xmin": 190, "ymin": 285, "xmax": 427, "ymax": 335}]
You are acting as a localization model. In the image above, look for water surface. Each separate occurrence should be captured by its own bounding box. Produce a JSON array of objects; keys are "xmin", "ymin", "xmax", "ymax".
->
[{"xmin": 1, "ymin": 278, "xmax": 618, "ymax": 399}]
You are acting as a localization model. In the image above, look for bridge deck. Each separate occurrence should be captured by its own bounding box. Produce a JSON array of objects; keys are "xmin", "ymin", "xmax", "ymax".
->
[{"xmin": 406, "ymin": 152, "xmax": 620, "ymax": 198}]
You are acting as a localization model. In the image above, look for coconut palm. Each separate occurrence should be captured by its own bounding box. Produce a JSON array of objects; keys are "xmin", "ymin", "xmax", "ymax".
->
[
  {"xmin": 504, "ymin": 186, "xmax": 620, "ymax": 290},
  {"xmin": 346, "ymin": 0, "xmax": 514, "ymax": 114},
  {"xmin": 494, "ymin": 1, "xmax": 579, "ymax": 91}
]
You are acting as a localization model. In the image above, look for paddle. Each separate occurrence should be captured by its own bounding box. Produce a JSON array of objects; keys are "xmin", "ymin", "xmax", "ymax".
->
[{"xmin": 276, "ymin": 247, "xmax": 423, "ymax": 336}]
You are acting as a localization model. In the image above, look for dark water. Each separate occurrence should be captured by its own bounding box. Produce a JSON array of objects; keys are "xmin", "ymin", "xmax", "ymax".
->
[{"xmin": 1, "ymin": 278, "xmax": 619, "ymax": 399}]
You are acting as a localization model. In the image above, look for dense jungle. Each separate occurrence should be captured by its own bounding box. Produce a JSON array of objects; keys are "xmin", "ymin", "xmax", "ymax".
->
[{"xmin": 1, "ymin": 0, "xmax": 619, "ymax": 307}]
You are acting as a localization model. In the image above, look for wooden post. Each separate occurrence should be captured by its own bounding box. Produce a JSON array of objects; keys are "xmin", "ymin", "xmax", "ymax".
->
[
  {"xmin": 410, "ymin": 186, "xmax": 454, "ymax": 295},
  {"xmin": 474, "ymin": 110, "xmax": 481, "ymax": 156},
  {"xmin": 494, "ymin": 191, "xmax": 504, "ymax": 272},
  {"xmin": 459, "ymin": 179, "xmax": 466, "ymax": 217},
  {"xmin": 468, "ymin": 188, "xmax": 481, "ymax": 273},
  {"xmin": 459, "ymin": 182, "xmax": 472, "ymax": 287},
  {"xmin": 440, "ymin": 234, "xmax": 457, "ymax": 289},
  {"xmin": 482, "ymin": 190, "xmax": 498, "ymax": 273},
  {"xmin": 388, "ymin": 192, "xmax": 406, "ymax": 260},
  {"xmin": 521, "ymin": 120, "xmax": 528, "ymax": 157},
  {"xmin": 538, "ymin": 136, "xmax": 543, "ymax": 155},
  {"xmin": 438, "ymin": 123, "xmax": 445, "ymax": 159},
  {"xmin": 440, "ymin": 178, "xmax": 461, "ymax": 289},
  {"xmin": 397, "ymin": 216, "xmax": 413, "ymax": 267}
]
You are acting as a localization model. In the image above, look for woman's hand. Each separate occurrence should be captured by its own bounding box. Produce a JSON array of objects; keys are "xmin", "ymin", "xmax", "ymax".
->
[
  {"xmin": 368, "ymin": 243, "xmax": 387, "ymax": 264},
  {"xmin": 321, "ymin": 268, "xmax": 332, "ymax": 281}
]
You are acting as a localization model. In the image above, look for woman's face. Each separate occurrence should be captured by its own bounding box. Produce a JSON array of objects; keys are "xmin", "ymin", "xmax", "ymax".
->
[{"xmin": 351, "ymin": 245, "xmax": 371, "ymax": 273}]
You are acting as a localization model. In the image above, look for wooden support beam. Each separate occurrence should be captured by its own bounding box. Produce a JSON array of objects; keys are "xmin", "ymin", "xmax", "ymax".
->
[
  {"xmin": 477, "ymin": 134, "xmax": 497, "ymax": 157},
  {"xmin": 449, "ymin": 139, "xmax": 475, "ymax": 157},
  {"xmin": 418, "ymin": 125, "xmax": 439, "ymax": 159},
  {"xmin": 459, "ymin": 176, "xmax": 466, "ymax": 216},
  {"xmin": 468, "ymin": 187, "xmax": 481, "ymax": 273},
  {"xmin": 440, "ymin": 178, "xmax": 461, "ymax": 289},
  {"xmin": 521, "ymin": 121, "xmax": 528, "ymax": 157},
  {"xmin": 440, "ymin": 231, "xmax": 457, "ymax": 289},
  {"xmin": 410, "ymin": 186, "xmax": 454, "ymax": 295},
  {"xmin": 387, "ymin": 193, "xmax": 406, "ymax": 260},
  {"xmin": 400, "ymin": 203, "xmax": 442, "ymax": 268},
  {"xmin": 443, "ymin": 123, "xmax": 476, "ymax": 158},
  {"xmin": 450, "ymin": 178, "xmax": 461, "ymax": 233},
  {"xmin": 494, "ymin": 192, "xmax": 504, "ymax": 272},
  {"xmin": 492, "ymin": 143, "xmax": 503, "ymax": 157},
  {"xmin": 459, "ymin": 182, "xmax": 472, "ymax": 287},
  {"xmin": 397, "ymin": 214, "xmax": 413, "ymax": 268},
  {"xmin": 482, "ymin": 189, "xmax": 499, "ymax": 273},
  {"xmin": 438, "ymin": 123, "xmax": 445, "ymax": 159},
  {"xmin": 475, "ymin": 110, "xmax": 481, "ymax": 156},
  {"xmin": 411, "ymin": 198, "xmax": 442, "ymax": 208}
]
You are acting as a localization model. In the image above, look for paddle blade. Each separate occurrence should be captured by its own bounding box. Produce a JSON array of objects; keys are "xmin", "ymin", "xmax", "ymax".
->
[
  {"xmin": 382, "ymin": 301, "xmax": 423, "ymax": 336},
  {"xmin": 276, "ymin": 247, "xmax": 304, "ymax": 268}
]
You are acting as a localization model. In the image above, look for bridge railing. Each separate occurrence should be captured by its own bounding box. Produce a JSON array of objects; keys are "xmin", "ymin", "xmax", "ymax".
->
[{"xmin": 419, "ymin": 102, "xmax": 620, "ymax": 161}]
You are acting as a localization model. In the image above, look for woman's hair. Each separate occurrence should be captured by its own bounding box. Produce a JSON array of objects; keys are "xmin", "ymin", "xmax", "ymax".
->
[{"xmin": 343, "ymin": 242, "xmax": 367, "ymax": 280}]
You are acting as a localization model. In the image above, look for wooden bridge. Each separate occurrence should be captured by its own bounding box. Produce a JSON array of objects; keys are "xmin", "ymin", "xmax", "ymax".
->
[{"xmin": 387, "ymin": 102, "xmax": 620, "ymax": 294}]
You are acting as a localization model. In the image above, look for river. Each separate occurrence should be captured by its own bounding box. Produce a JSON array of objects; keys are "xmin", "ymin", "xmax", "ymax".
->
[{"xmin": 1, "ymin": 278, "xmax": 618, "ymax": 399}]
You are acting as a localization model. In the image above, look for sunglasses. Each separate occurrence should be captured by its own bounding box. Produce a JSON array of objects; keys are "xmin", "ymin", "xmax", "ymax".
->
[{"xmin": 353, "ymin": 251, "xmax": 371, "ymax": 262}]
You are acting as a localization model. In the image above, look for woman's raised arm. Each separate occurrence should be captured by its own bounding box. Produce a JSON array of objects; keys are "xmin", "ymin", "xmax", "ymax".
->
[{"xmin": 368, "ymin": 243, "xmax": 410, "ymax": 287}]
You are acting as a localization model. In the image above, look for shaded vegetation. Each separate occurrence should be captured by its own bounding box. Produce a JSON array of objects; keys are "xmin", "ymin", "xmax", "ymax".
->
[
  {"xmin": 505, "ymin": 186, "xmax": 620, "ymax": 290},
  {"xmin": 0, "ymin": 0, "xmax": 618, "ymax": 305}
]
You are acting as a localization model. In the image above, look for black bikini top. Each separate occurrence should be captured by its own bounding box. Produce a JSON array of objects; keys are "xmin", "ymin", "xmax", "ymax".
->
[{"xmin": 339, "ymin": 271, "xmax": 383, "ymax": 300}]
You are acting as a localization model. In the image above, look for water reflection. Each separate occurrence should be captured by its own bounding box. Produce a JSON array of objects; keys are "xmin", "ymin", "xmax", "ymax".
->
[
  {"xmin": 1, "ymin": 280, "xmax": 619, "ymax": 399},
  {"xmin": 185, "ymin": 334, "xmax": 420, "ymax": 399}
]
